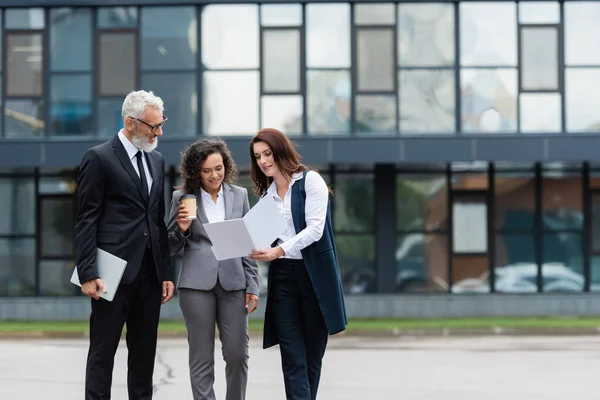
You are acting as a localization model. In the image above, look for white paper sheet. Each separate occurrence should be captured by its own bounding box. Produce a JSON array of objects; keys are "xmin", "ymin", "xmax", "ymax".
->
[
  {"xmin": 203, "ymin": 195, "xmax": 287, "ymax": 261},
  {"xmin": 70, "ymin": 248, "xmax": 128, "ymax": 302}
]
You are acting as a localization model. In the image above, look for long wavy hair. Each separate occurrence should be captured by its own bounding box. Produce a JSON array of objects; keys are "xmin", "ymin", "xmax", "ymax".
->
[
  {"xmin": 249, "ymin": 128, "xmax": 306, "ymax": 196},
  {"xmin": 178, "ymin": 138, "xmax": 238, "ymax": 194}
]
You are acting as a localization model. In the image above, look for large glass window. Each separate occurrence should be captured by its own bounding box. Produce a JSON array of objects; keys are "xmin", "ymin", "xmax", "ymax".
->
[
  {"xmin": 0, "ymin": 238, "xmax": 35, "ymax": 296},
  {"xmin": 542, "ymin": 166, "xmax": 584, "ymax": 292},
  {"xmin": 260, "ymin": 5, "xmax": 303, "ymax": 135},
  {"xmin": 565, "ymin": 2, "xmax": 600, "ymax": 132},
  {"xmin": 494, "ymin": 167, "xmax": 536, "ymax": 293},
  {"xmin": 399, "ymin": 3, "xmax": 455, "ymax": 134},
  {"xmin": 141, "ymin": 7, "xmax": 196, "ymax": 71},
  {"xmin": 396, "ymin": 172, "xmax": 448, "ymax": 293},
  {"xmin": 306, "ymin": 4, "xmax": 351, "ymax": 135},
  {"xmin": 333, "ymin": 172, "xmax": 375, "ymax": 293},
  {"xmin": 459, "ymin": 2, "xmax": 517, "ymax": 133},
  {"xmin": 202, "ymin": 5, "xmax": 258, "ymax": 136},
  {"xmin": 97, "ymin": 8, "xmax": 139, "ymax": 137},
  {"xmin": 518, "ymin": 2, "xmax": 562, "ymax": 134}
]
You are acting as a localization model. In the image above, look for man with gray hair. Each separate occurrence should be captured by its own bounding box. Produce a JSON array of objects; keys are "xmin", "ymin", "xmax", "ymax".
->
[{"xmin": 74, "ymin": 90, "xmax": 175, "ymax": 399}]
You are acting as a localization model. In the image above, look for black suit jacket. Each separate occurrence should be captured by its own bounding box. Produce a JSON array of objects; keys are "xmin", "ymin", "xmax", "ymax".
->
[{"xmin": 74, "ymin": 134, "xmax": 172, "ymax": 285}]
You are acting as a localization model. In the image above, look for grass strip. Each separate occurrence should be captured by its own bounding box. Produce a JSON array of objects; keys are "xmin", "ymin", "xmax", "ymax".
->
[{"xmin": 1, "ymin": 317, "xmax": 600, "ymax": 335}]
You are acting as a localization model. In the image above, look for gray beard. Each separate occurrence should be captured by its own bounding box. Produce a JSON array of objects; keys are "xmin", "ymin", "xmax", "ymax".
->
[{"xmin": 132, "ymin": 134, "xmax": 157, "ymax": 152}]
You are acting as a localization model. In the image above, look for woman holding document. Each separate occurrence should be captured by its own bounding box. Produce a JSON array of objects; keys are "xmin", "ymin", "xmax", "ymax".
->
[
  {"xmin": 167, "ymin": 138, "xmax": 260, "ymax": 400},
  {"xmin": 248, "ymin": 128, "xmax": 347, "ymax": 400}
]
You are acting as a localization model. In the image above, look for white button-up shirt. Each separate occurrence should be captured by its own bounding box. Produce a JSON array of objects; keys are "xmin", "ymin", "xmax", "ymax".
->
[
  {"xmin": 201, "ymin": 185, "xmax": 225, "ymax": 223},
  {"xmin": 267, "ymin": 171, "xmax": 329, "ymax": 260},
  {"xmin": 117, "ymin": 130, "xmax": 153, "ymax": 194}
]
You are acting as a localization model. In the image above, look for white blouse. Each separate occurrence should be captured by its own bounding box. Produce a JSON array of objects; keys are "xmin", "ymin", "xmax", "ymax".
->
[{"xmin": 266, "ymin": 171, "xmax": 329, "ymax": 260}]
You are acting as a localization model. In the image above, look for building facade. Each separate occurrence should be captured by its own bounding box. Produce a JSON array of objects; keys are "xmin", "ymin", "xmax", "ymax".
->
[{"xmin": 1, "ymin": 0, "xmax": 600, "ymax": 302}]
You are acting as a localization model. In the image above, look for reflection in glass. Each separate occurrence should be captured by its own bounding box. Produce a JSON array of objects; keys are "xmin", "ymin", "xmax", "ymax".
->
[
  {"xmin": 542, "ymin": 171, "xmax": 582, "ymax": 231},
  {"xmin": 459, "ymin": 2, "xmax": 517, "ymax": 66},
  {"xmin": 461, "ymin": 69, "xmax": 517, "ymax": 133},
  {"xmin": 397, "ymin": 174, "xmax": 447, "ymax": 232},
  {"xmin": 6, "ymin": 34, "xmax": 43, "ymax": 97},
  {"xmin": 519, "ymin": 2, "xmax": 560, "ymax": 24},
  {"xmin": 40, "ymin": 261, "xmax": 77, "ymax": 296},
  {"xmin": 41, "ymin": 198, "xmax": 74, "ymax": 257},
  {"xmin": 5, "ymin": 8, "xmax": 44, "ymax": 29},
  {"xmin": 260, "ymin": 4, "xmax": 302, "ymax": 26},
  {"xmin": 355, "ymin": 3, "xmax": 395, "ymax": 25},
  {"xmin": 98, "ymin": 7, "xmax": 138, "ymax": 28},
  {"xmin": 451, "ymin": 254, "xmax": 490, "ymax": 294},
  {"xmin": 306, "ymin": 4, "xmax": 350, "ymax": 68},
  {"xmin": 261, "ymin": 95, "xmax": 302, "ymax": 135},
  {"xmin": 0, "ymin": 238, "xmax": 35, "ymax": 296},
  {"xmin": 0, "ymin": 178, "xmax": 35, "ymax": 235},
  {"xmin": 202, "ymin": 5, "xmax": 258, "ymax": 69},
  {"xmin": 399, "ymin": 69, "xmax": 454, "ymax": 133},
  {"xmin": 520, "ymin": 27, "xmax": 558, "ymax": 91},
  {"xmin": 99, "ymin": 32, "xmax": 136, "ymax": 96},
  {"xmin": 494, "ymin": 234, "xmax": 536, "ymax": 293},
  {"xmin": 262, "ymin": 29, "xmax": 300, "ymax": 93},
  {"xmin": 333, "ymin": 174, "xmax": 374, "ymax": 232},
  {"xmin": 141, "ymin": 7, "xmax": 196, "ymax": 70},
  {"xmin": 566, "ymin": 68, "xmax": 600, "ymax": 132},
  {"xmin": 307, "ymin": 70, "xmax": 351, "ymax": 135},
  {"xmin": 396, "ymin": 233, "xmax": 448, "ymax": 293},
  {"xmin": 336, "ymin": 234, "xmax": 375, "ymax": 294},
  {"xmin": 519, "ymin": 93, "xmax": 561, "ymax": 133},
  {"xmin": 398, "ymin": 3, "xmax": 454, "ymax": 66},
  {"xmin": 543, "ymin": 233, "xmax": 583, "ymax": 292},
  {"xmin": 495, "ymin": 171, "xmax": 535, "ymax": 231},
  {"xmin": 50, "ymin": 8, "xmax": 91, "ymax": 72},
  {"xmin": 357, "ymin": 28, "xmax": 394, "ymax": 92},
  {"xmin": 565, "ymin": 2, "xmax": 600, "ymax": 65},
  {"xmin": 591, "ymin": 256, "xmax": 600, "ymax": 291},
  {"xmin": 5, "ymin": 99, "xmax": 44, "ymax": 138},
  {"xmin": 98, "ymin": 98, "xmax": 125, "ymax": 137},
  {"xmin": 50, "ymin": 74, "xmax": 92, "ymax": 135},
  {"xmin": 203, "ymin": 71, "xmax": 259, "ymax": 136},
  {"xmin": 142, "ymin": 72, "xmax": 197, "ymax": 136},
  {"xmin": 355, "ymin": 95, "xmax": 395, "ymax": 134}
]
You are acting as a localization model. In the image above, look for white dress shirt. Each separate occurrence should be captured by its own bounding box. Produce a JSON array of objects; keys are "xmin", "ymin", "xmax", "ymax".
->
[
  {"xmin": 267, "ymin": 171, "xmax": 329, "ymax": 260},
  {"xmin": 201, "ymin": 185, "xmax": 225, "ymax": 223},
  {"xmin": 118, "ymin": 130, "xmax": 153, "ymax": 194}
]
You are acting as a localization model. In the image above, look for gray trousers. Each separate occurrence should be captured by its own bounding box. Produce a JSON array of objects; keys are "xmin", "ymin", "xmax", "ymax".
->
[{"xmin": 179, "ymin": 283, "xmax": 249, "ymax": 400}]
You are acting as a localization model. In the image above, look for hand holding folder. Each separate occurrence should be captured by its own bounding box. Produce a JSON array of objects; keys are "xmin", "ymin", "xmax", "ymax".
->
[{"xmin": 71, "ymin": 248, "xmax": 127, "ymax": 302}]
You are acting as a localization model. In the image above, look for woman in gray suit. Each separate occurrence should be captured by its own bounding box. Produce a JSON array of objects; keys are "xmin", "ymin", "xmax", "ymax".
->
[{"xmin": 167, "ymin": 138, "xmax": 260, "ymax": 400}]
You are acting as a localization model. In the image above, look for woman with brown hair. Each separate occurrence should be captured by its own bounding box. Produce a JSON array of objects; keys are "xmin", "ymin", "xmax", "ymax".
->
[
  {"xmin": 248, "ymin": 128, "xmax": 347, "ymax": 400},
  {"xmin": 167, "ymin": 138, "xmax": 260, "ymax": 400}
]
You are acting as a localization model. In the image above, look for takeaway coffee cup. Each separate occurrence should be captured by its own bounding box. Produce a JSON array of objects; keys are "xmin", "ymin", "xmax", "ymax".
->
[{"xmin": 180, "ymin": 194, "xmax": 197, "ymax": 220}]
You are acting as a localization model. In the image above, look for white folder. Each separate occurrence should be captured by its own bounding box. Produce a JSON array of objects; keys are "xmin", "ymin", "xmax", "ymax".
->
[
  {"xmin": 203, "ymin": 194, "xmax": 287, "ymax": 261},
  {"xmin": 70, "ymin": 248, "xmax": 127, "ymax": 302}
]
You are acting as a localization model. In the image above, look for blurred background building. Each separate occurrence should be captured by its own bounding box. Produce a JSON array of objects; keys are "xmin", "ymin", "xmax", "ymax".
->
[{"xmin": 1, "ymin": 0, "xmax": 600, "ymax": 315}]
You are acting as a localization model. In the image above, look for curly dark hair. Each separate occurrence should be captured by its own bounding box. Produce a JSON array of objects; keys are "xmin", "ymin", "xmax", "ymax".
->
[{"xmin": 177, "ymin": 138, "xmax": 238, "ymax": 194}]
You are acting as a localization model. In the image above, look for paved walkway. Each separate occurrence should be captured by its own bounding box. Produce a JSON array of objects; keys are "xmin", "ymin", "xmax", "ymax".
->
[{"xmin": 1, "ymin": 335, "xmax": 597, "ymax": 399}]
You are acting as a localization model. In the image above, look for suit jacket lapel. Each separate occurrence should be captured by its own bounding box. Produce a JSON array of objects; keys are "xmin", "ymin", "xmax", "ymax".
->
[
  {"xmin": 196, "ymin": 192, "xmax": 209, "ymax": 224},
  {"xmin": 223, "ymin": 183, "xmax": 233, "ymax": 220},
  {"xmin": 111, "ymin": 135, "xmax": 145, "ymax": 200}
]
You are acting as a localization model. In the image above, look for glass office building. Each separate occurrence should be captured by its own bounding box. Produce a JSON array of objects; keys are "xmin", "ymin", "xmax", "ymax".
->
[{"xmin": 1, "ymin": 0, "xmax": 600, "ymax": 298}]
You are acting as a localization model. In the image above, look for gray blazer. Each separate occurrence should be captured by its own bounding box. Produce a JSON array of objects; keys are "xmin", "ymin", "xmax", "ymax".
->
[{"xmin": 167, "ymin": 183, "xmax": 260, "ymax": 296}]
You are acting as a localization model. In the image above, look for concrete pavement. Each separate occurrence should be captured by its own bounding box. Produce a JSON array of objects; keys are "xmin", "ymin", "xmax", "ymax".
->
[{"xmin": 1, "ymin": 335, "xmax": 598, "ymax": 399}]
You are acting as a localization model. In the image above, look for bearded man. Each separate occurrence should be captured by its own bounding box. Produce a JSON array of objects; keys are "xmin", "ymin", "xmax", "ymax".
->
[{"xmin": 74, "ymin": 90, "xmax": 174, "ymax": 400}]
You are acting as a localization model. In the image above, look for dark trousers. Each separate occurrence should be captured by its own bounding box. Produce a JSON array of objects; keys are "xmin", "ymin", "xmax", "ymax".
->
[
  {"xmin": 271, "ymin": 259, "xmax": 328, "ymax": 400},
  {"xmin": 85, "ymin": 249, "xmax": 162, "ymax": 400}
]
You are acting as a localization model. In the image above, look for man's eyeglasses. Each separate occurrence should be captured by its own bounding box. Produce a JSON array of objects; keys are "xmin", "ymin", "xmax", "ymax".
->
[{"xmin": 130, "ymin": 115, "xmax": 168, "ymax": 133}]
